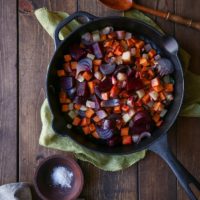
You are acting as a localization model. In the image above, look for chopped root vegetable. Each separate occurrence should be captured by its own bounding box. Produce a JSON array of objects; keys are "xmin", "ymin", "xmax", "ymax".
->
[
  {"xmin": 121, "ymin": 127, "xmax": 129, "ymax": 136},
  {"xmin": 57, "ymin": 27, "xmax": 175, "ymax": 146}
]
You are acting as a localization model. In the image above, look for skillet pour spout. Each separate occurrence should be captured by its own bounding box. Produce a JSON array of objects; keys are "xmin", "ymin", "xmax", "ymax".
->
[{"xmin": 46, "ymin": 11, "xmax": 200, "ymax": 200}]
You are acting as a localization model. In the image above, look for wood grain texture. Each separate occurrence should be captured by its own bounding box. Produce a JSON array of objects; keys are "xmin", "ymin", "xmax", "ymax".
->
[
  {"xmin": 18, "ymin": 0, "xmax": 77, "ymax": 184},
  {"xmin": 175, "ymin": 0, "xmax": 200, "ymax": 200},
  {"xmin": 0, "ymin": 0, "xmax": 17, "ymax": 184},
  {"xmin": 78, "ymin": 1, "xmax": 137, "ymax": 199}
]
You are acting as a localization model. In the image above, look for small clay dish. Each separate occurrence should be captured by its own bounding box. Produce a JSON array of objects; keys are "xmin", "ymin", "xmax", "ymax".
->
[{"xmin": 34, "ymin": 155, "xmax": 84, "ymax": 200}]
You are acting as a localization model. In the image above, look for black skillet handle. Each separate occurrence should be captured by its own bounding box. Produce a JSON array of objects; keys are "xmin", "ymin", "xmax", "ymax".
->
[
  {"xmin": 149, "ymin": 134, "xmax": 200, "ymax": 200},
  {"xmin": 54, "ymin": 11, "xmax": 98, "ymax": 49}
]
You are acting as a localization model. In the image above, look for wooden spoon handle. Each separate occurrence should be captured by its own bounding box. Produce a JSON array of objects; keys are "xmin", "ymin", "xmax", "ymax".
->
[{"xmin": 133, "ymin": 3, "xmax": 200, "ymax": 31}]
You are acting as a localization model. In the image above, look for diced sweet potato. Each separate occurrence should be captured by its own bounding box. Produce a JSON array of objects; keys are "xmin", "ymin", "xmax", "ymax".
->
[
  {"xmin": 72, "ymin": 117, "xmax": 81, "ymax": 126},
  {"xmin": 71, "ymin": 61, "xmax": 78, "ymax": 70},
  {"xmin": 64, "ymin": 54, "xmax": 72, "ymax": 62},
  {"xmin": 121, "ymin": 127, "xmax": 129, "ymax": 136},
  {"xmin": 82, "ymin": 126, "xmax": 91, "ymax": 135},
  {"xmin": 61, "ymin": 104, "xmax": 68, "ymax": 112},
  {"xmin": 89, "ymin": 123, "xmax": 96, "ymax": 132},
  {"xmin": 57, "ymin": 70, "xmax": 66, "ymax": 77},
  {"xmin": 122, "ymin": 135, "xmax": 132, "ymax": 145},
  {"xmin": 88, "ymin": 81, "xmax": 95, "ymax": 94},
  {"xmin": 93, "ymin": 115, "xmax": 101, "ymax": 123},
  {"xmin": 165, "ymin": 84, "xmax": 174, "ymax": 92},
  {"xmin": 85, "ymin": 108, "xmax": 95, "ymax": 118},
  {"xmin": 82, "ymin": 71, "xmax": 92, "ymax": 81},
  {"xmin": 81, "ymin": 117, "xmax": 91, "ymax": 126}
]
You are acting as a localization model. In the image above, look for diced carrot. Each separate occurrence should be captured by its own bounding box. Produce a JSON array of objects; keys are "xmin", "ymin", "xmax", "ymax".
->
[
  {"xmin": 107, "ymin": 51, "xmax": 113, "ymax": 58},
  {"xmin": 74, "ymin": 104, "xmax": 81, "ymax": 110},
  {"xmin": 135, "ymin": 40, "xmax": 144, "ymax": 49},
  {"xmin": 121, "ymin": 105, "xmax": 130, "ymax": 112},
  {"xmin": 72, "ymin": 117, "xmax": 81, "ymax": 126},
  {"xmin": 114, "ymin": 106, "xmax": 121, "ymax": 113},
  {"xmin": 71, "ymin": 61, "xmax": 78, "ymax": 70},
  {"xmin": 82, "ymin": 126, "xmax": 91, "ymax": 135},
  {"xmin": 142, "ymin": 94, "xmax": 150, "ymax": 104},
  {"xmin": 93, "ymin": 65, "xmax": 99, "ymax": 72},
  {"xmin": 100, "ymin": 34, "xmax": 107, "ymax": 41},
  {"xmin": 147, "ymin": 69, "xmax": 155, "ymax": 78},
  {"xmin": 119, "ymin": 90, "xmax": 129, "ymax": 98},
  {"xmin": 107, "ymin": 32, "xmax": 117, "ymax": 39},
  {"xmin": 82, "ymin": 71, "xmax": 92, "ymax": 81},
  {"xmin": 61, "ymin": 104, "xmax": 68, "ymax": 112},
  {"xmin": 135, "ymin": 48, "xmax": 141, "ymax": 58},
  {"xmin": 122, "ymin": 135, "xmax": 132, "ymax": 145},
  {"xmin": 63, "ymin": 62, "xmax": 72, "ymax": 72},
  {"xmin": 165, "ymin": 84, "xmax": 174, "ymax": 92},
  {"xmin": 88, "ymin": 81, "xmax": 95, "ymax": 94},
  {"xmin": 126, "ymin": 38, "xmax": 136, "ymax": 47},
  {"xmin": 153, "ymin": 102, "xmax": 163, "ymax": 112},
  {"xmin": 80, "ymin": 43, "xmax": 85, "ymax": 48},
  {"xmin": 65, "ymin": 98, "xmax": 71, "ymax": 103},
  {"xmin": 104, "ymin": 40, "xmax": 113, "ymax": 47},
  {"xmin": 93, "ymin": 115, "xmax": 101, "ymax": 123},
  {"xmin": 159, "ymin": 92, "xmax": 166, "ymax": 101},
  {"xmin": 121, "ymin": 127, "xmax": 129, "ymax": 136},
  {"xmin": 59, "ymin": 98, "xmax": 67, "ymax": 104},
  {"xmin": 151, "ymin": 77, "xmax": 160, "ymax": 87},
  {"xmin": 110, "ymin": 85, "xmax": 120, "ymax": 98},
  {"xmin": 156, "ymin": 120, "xmax": 163, "ymax": 127},
  {"xmin": 89, "ymin": 123, "xmax": 96, "ymax": 132},
  {"xmin": 148, "ymin": 49, "xmax": 156, "ymax": 58},
  {"xmin": 91, "ymin": 131, "xmax": 100, "ymax": 139},
  {"xmin": 59, "ymin": 91, "xmax": 66, "ymax": 99},
  {"xmin": 142, "ymin": 78, "xmax": 151, "ymax": 86},
  {"xmin": 93, "ymin": 59, "xmax": 102, "ymax": 66},
  {"xmin": 153, "ymin": 85, "xmax": 164, "ymax": 92},
  {"xmin": 139, "ymin": 58, "xmax": 148, "ymax": 66},
  {"xmin": 81, "ymin": 117, "xmax": 90, "ymax": 126},
  {"xmin": 85, "ymin": 108, "xmax": 95, "ymax": 118},
  {"xmin": 57, "ymin": 70, "xmax": 66, "ymax": 77},
  {"xmin": 152, "ymin": 113, "xmax": 160, "ymax": 123},
  {"xmin": 64, "ymin": 54, "xmax": 72, "ymax": 62},
  {"xmin": 114, "ymin": 45, "xmax": 123, "ymax": 56}
]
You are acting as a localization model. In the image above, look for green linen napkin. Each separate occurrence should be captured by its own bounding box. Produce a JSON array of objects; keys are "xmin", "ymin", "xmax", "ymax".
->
[{"xmin": 35, "ymin": 8, "xmax": 200, "ymax": 171}]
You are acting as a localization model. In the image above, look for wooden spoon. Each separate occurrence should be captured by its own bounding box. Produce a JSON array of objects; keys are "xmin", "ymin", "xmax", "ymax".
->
[{"xmin": 99, "ymin": 0, "xmax": 200, "ymax": 31}]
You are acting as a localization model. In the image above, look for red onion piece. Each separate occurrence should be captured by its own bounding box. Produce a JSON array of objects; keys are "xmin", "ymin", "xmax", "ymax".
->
[
  {"xmin": 98, "ymin": 77, "xmax": 112, "ymax": 92},
  {"xmin": 100, "ymin": 63, "xmax": 116, "ymax": 75},
  {"xmin": 76, "ymin": 58, "xmax": 92, "ymax": 78},
  {"xmin": 96, "ymin": 110, "xmax": 107, "ymax": 119},
  {"xmin": 76, "ymin": 81, "xmax": 89, "ymax": 97},
  {"xmin": 92, "ymin": 42, "xmax": 103, "ymax": 59}
]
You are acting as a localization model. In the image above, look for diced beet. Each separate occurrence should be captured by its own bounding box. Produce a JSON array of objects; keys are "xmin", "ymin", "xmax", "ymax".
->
[
  {"xmin": 96, "ymin": 126, "xmax": 113, "ymax": 139},
  {"xmin": 100, "ymin": 63, "xmax": 116, "ymax": 75},
  {"xmin": 133, "ymin": 111, "xmax": 151, "ymax": 126},
  {"xmin": 74, "ymin": 96, "xmax": 87, "ymax": 105},
  {"xmin": 127, "ymin": 78, "xmax": 144, "ymax": 91},
  {"xmin": 130, "ymin": 123, "xmax": 151, "ymax": 135},
  {"xmin": 107, "ymin": 135, "xmax": 122, "ymax": 147},
  {"xmin": 98, "ymin": 77, "xmax": 112, "ymax": 92},
  {"xmin": 69, "ymin": 44, "xmax": 86, "ymax": 61},
  {"xmin": 137, "ymin": 131, "xmax": 151, "ymax": 143},
  {"xmin": 100, "ymin": 99, "xmax": 120, "ymax": 107},
  {"xmin": 114, "ymin": 64, "xmax": 128, "ymax": 75},
  {"xmin": 60, "ymin": 76, "xmax": 75, "ymax": 91},
  {"xmin": 76, "ymin": 81, "xmax": 89, "ymax": 97},
  {"xmin": 92, "ymin": 42, "xmax": 103, "ymax": 58}
]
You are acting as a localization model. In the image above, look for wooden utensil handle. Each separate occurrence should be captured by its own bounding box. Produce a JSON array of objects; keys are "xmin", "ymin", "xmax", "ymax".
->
[{"xmin": 133, "ymin": 3, "xmax": 200, "ymax": 31}]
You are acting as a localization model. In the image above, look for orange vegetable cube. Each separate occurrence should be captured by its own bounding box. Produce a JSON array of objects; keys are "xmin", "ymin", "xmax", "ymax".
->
[
  {"xmin": 110, "ymin": 85, "xmax": 120, "ymax": 98},
  {"xmin": 93, "ymin": 115, "xmax": 101, "ymax": 123},
  {"xmin": 93, "ymin": 65, "xmax": 99, "ymax": 72},
  {"xmin": 71, "ymin": 61, "xmax": 78, "ymax": 70},
  {"xmin": 114, "ymin": 106, "xmax": 121, "ymax": 113},
  {"xmin": 153, "ymin": 85, "xmax": 164, "ymax": 92},
  {"xmin": 159, "ymin": 92, "xmax": 166, "ymax": 101},
  {"xmin": 165, "ymin": 84, "xmax": 174, "ymax": 92},
  {"xmin": 88, "ymin": 81, "xmax": 95, "ymax": 94},
  {"xmin": 93, "ymin": 59, "xmax": 102, "ymax": 66},
  {"xmin": 135, "ymin": 40, "xmax": 144, "ymax": 49},
  {"xmin": 142, "ymin": 94, "xmax": 150, "ymax": 104},
  {"xmin": 57, "ymin": 70, "xmax": 66, "ymax": 77},
  {"xmin": 82, "ymin": 71, "xmax": 92, "ymax": 81},
  {"xmin": 89, "ymin": 123, "xmax": 96, "ymax": 132},
  {"xmin": 148, "ymin": 49, "xmax": 156, "ymax": 58},
  {"xmin": 82, "ymin": 126, "xmax": 91, "ymax": 135},
  {"xmin": 152, "ymin": 113, "xmax": 160, "ymax": 123},
  {"xmin": 100, "ymin": 34, "xmax": 107, "ymax": 41},
  {"xmin": 74, "ymin": 104, "xmax": 81, "ymax": 110},
  {"xmin": 121, "ymin": 105, "xmax": 130, "ymax": 112},
  {"xmin": 64, "ymin": 54, "xmax": 72, "ymax": 62},
  {"xmin": 101, "ymin": 92, "xmax": 109, "ymax": 100},
  {"xmin": 139, "ymin": 58, "xmax": 148, "ymax": 66},
  {"xmin": 156, "ymin": 120, "xmax": 163, "ymax": 127},
  {"xmin": 122, "ymin": 135, "xmax": 132, "ymax": 145},
  {"xmin": 85, "ymin": 108, "xmax": 95, "ymax": 118},
  {"xmin": 61, "ymin": 104, "xmax": 68, "ymax": 112},
  {"xmin": 126, "ymin": 38, "xmax": 136, "ymax": 47},
  {"xmin": 114, "ymin": 45, "xmax": 123, "ymax": 56},
  {"xmin": 72, "ymin": 117, "xmax": 81, "ymax": 126},
  {"xmin": 121, "ymin": 127, "xmax": 129, "ymax": 136},
  {"xmin": 91, "ymin": 131, "xmax": 100, "ymax": 139},
  {"xmin": 153, "ymin": 102, "xmax": 164, "ymax": 112},
  {"xmin": 65, "ymin": 98, "xmax": 71, "ymax": 103},
  {"xmin": 81, "ymin": 117, "xmax": 90, "ymax": 126}
]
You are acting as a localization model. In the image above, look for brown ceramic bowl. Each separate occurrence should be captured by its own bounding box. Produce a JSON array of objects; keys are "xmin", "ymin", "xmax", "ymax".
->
[{"xmin": 34, "ymin": 155, "xmax": 84, "ymax": 200}]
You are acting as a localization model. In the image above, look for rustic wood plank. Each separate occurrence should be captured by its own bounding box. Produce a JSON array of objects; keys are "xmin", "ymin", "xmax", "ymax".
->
[
  {"xmin": 77, "ymin": 1, "xmax": 137, "ymax": 200},
  {"xmin": 0, "ymin": 0, "xmax": 17, "ymax": 184},
  {"xmin": 175, "ymin": 0, "xmax": 200, "ymax": 199},
  {"xmin": 18, "ymin": 0, "xmax": 77, "ymax": 185},
  {"xmin": 138, "ymin": 0, "xmax": 177, "ymax": 199}
]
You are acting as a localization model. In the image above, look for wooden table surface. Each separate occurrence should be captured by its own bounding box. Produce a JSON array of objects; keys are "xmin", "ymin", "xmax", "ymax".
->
[{"xmin": 1, "ymin": 0, "xmax": 200, "ymax": 199}]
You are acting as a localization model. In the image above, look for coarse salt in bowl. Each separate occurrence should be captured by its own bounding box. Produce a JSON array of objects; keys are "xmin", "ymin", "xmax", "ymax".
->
[{"xmin": 34, "ymin": 155, "xmax": 84, "ymax": 200}]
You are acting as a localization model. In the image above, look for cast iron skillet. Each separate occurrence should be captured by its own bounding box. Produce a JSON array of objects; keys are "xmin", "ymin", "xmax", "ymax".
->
[{"xmin": 47, "ymin": 11, "xmax": 200, "ymax": 199}]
